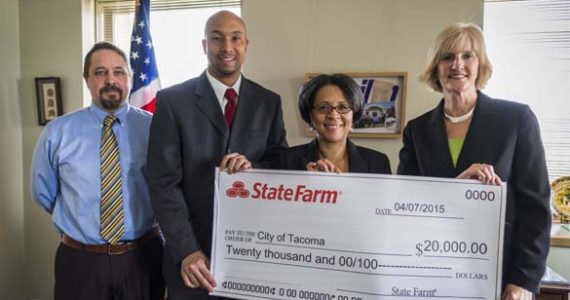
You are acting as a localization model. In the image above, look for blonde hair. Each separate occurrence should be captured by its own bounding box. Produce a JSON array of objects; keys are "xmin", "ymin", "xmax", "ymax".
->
[{"xmin": 419, "ymin": 23, "xmax": 493, "ymax": 93}]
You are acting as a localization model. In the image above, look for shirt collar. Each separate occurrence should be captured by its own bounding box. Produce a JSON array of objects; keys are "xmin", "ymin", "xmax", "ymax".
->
[
  {"xmin": 88, "ymin": 103, "xmax": 130, "ymax": 128},
  {"xmin": 205, "ymin": 70, "xmax": 242, "ymax": 108}
]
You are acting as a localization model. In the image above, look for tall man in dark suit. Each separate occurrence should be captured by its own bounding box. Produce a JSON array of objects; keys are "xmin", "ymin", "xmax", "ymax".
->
[{"xmin": 147, "ymin": 11, "xmax": 288, "ymax": 300}]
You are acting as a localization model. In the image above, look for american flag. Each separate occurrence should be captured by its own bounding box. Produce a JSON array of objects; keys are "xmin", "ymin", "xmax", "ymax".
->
[{"xmin": 129, "ymin": 0, "xmax": 160, "ymax": 112}]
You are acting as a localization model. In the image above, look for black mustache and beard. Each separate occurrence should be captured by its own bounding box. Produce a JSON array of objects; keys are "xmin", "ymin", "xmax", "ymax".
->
[{"xmin": 99, "ymin": 84, "xmax": 125, "ymax": 110}]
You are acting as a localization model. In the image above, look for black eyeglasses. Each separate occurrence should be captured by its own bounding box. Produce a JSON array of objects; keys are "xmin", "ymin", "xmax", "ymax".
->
[{"xmin": 312, "ymin": 102, "xmax": 353, "ymax": 114}]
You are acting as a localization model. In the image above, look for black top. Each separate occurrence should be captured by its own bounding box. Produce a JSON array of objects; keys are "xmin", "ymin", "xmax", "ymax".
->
[
  {"xmin": 147, "ymin": 71, "xmax": 287, "ymax": 263},
  {"xmin": 271, "ymin": 138, "xmax": 391, "ymax": 174},
  {"xmin": 397, "ymin": 91, "xmax": 551, "ymax": 293}
]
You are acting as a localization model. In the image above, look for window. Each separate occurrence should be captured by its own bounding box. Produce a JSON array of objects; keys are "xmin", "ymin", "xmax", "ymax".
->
[
  {"xmin": 96, "ymin": 0, "xmax": 241, "ymax": 88},
  {"xmin": 484, "ymin": 0, "xmax": 570, "ymax": 182}
]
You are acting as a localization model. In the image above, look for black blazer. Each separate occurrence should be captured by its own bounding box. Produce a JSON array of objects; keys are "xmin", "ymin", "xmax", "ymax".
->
[
  {"xmin": 397, "ymin": 91, "xmax": 551, "ymax": 293},
  {"xmin": 147, "ymin": 72, "xmax": 287, "ymax": 265},
  {"xmin": 272, "ymin": 138, "xmax": 391, "ymax": 174}
]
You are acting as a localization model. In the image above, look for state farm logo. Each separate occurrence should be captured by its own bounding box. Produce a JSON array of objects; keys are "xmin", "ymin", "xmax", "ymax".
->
[
  {"xmin": 226, "ymin": 181, "xmax": 339, "ymax": 204},
  {"xmin": 226, "ymin": 181, "xmax": 250, "ymax": 198}
]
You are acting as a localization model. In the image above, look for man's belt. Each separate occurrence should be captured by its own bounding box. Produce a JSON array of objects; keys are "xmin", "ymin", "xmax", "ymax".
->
[{"xmin": 61, "ymin": 227, "xmax": 161, "ymax": 255}]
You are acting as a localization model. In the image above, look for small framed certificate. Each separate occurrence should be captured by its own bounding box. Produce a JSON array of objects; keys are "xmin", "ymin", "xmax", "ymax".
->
[{"xmin": 35, "ymin": 77, "xmax": 63, "ymax": 126}]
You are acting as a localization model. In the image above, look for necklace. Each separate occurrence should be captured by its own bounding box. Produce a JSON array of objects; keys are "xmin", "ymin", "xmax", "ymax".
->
[
  {"xmin": 444, "ymin": 107, "xmax": 475, "ymax": 123},
  {"xmin": 319, "ymin": 147, "xmax": 349, "ymax": 172}
]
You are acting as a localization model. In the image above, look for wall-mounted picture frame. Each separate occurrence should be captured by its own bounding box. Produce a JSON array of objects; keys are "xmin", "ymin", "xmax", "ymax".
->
[
  {"xmin": 304, "ymin": 72, "xmax": 407, "ymax": 138},
  {"xmin": 35, "ymin": 77, "xmax": 63, "ymax": 126}
]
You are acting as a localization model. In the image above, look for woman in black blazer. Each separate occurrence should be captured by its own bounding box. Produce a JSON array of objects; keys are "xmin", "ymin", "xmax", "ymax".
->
[
  {"xmin": 398, "ymin": 23, "xmax": 550, "ymax": 299},
  {"xmin": 273, "ymin": 74, "xmax": 391, "ymax": 174}
]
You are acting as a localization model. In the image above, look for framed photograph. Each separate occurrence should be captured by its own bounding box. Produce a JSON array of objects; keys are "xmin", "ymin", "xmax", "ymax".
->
[
  {"xmin": 304, "ymin": 72, "xmax": 407, "ymax": 138},
  {"xmin": 35, "ymin": 77, "xmax": 63, "ymax": 125}
]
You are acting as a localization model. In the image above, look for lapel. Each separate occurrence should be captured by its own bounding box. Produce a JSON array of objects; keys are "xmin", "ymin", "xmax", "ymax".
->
[
  {"xmin": 194, "ymin": 72, "xmax": 229, "ymax": 138},
  {"xmin": 305, "ymin": 139, "xmax": 367, "ymax": 173},
  {"xmin": 424, "ymin": 101, "xmax": 456, "ymax": 176},
  {"xmin": 228, "ymin": 77, "xmax": 257, "ymax": 147},
  {"xmin": 302, "ymin": 139, "xmax": 321, "ymax": 168},
  {"xmin": 346, "ymin": 139, "xmax": 367, "ymax": 173},
  {"xmin": 455, "ymin": 91, "xmax": 496, "ymax": 172}
]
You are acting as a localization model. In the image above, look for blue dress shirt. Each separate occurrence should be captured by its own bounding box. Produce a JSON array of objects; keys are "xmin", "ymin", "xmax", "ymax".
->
[{"xmin": 31, "ymin": 103, "xmax": 155, "ymax": 244}]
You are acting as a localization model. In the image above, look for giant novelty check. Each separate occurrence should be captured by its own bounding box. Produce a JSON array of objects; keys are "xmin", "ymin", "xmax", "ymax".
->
[{"xmin": 211, "ymin": 169, "xmax": 506, "ymax": 300}]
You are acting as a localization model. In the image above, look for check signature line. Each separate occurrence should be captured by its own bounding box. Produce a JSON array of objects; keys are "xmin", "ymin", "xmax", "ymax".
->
[
  {"xmin": 216, "ymin": 291, "xmax": 280, "ymax": 300},
  {"xmin": 337, "ymin": 288, "xmax": 486, "ymax": 299},
  {"xmin": 256, "ymin": 241, "xmax": 411, "ymax": 257},
  {"xmin": 226, "ymin": 257, "xmax": 453, "ymax": 279},
  {"xmin": 224, "ymin": 275, "xmax": 296, "ymax": 286}
]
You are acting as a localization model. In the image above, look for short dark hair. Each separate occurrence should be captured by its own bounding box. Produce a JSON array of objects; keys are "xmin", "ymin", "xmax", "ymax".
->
[
  {"xmin": 298, "ymin": 73, "xmax": 364, "ymax": 125},
  {"xmin": 83, "ymin": 41, "xmax": 129, "ymax": 77}
]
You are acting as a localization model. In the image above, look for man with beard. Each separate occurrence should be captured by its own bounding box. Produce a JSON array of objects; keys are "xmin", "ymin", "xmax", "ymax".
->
[
  {"xmin": 31, "ymin": 42, "xmax": 164, "ymax": 300},
  {"xmin": 147, "ymin": 11, "xmax": 287, "ymax": 299}
]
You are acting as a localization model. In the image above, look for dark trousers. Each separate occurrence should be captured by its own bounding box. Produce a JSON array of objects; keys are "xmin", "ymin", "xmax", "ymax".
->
[
  {"xmin": 54, "ymin": 236, "xmax": 164, "ymax": 300},
  {"xmin": 162, "ymin": 251, "xmax": 229, "ymax": 300}
]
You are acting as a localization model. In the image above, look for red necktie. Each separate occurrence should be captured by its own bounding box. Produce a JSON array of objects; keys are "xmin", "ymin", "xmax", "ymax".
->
[{"xmin": 224, "ymin": 88, "xmax": 237, "ymax": 128}]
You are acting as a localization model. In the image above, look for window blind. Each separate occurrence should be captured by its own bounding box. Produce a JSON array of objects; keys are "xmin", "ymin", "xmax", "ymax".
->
[
  {"xmin": 484, "ymin": 0, "xmax": 570, "ymax": 182},
  {"xmin": 96, "ymin": 0, "xmax": 241, "ymax": 42},
  {"xmin": 94, "ymin": 0, "xmax": 241, "ymax": 88}
]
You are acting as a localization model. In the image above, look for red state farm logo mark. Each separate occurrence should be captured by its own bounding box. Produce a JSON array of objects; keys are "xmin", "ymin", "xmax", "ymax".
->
[
  {"xmin": 226, "ymin": 181, "xmax": 250, "ymax": 198},
  {"xmin": 225, "ymin": 181, "xmax": 340, "ymax": 204}
]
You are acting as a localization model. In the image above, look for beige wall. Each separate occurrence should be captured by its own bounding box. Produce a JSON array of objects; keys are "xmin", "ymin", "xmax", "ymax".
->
[
  {"xmin": 15, "ymin": 0, "xmax": 484, "ymax": 299},
  {"xmin": 19, "ymin": 0, "xmax": 94, "ymax": 298},
  {"xmin": 14, "ymin": 0, "xmax": 566, "ymax": 299},
  {"xmin": 0, "ymin": 0, "xmax": 25, "ymax": 299},
  {"xmin": 242, "ymin": 0, "xmax": 483, "ymax": 169},
  {"xmin": 14, "ymin": 1, "xmax": 483, "ymax": 299}
]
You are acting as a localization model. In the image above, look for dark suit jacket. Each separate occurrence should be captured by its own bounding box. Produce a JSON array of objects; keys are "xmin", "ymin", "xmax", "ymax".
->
[
  {"xmin": 397, "ymin": 91, "xmax": 551, "ymax": 293},
  {"xmin": 146, "ymin": 72, "xmax": 287, "ymax": 286},
  {"xmin": 272, "ymin": 138, "xmax": 391, "ymax": 174}
]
